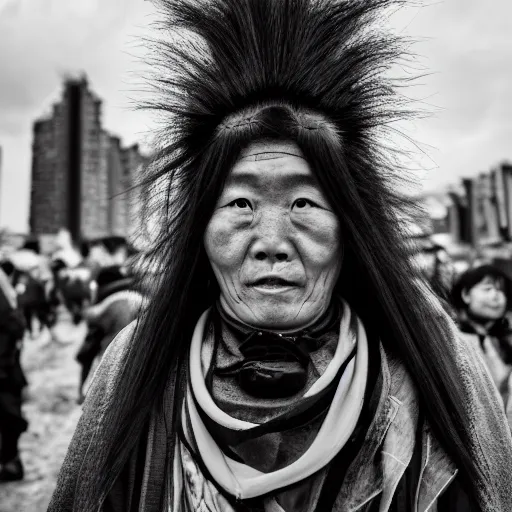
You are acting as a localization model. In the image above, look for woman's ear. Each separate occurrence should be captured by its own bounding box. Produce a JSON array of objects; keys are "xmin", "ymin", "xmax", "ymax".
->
[{"xmin": 461, "ymin": 288, "xmax": 471, "ymax": 306}]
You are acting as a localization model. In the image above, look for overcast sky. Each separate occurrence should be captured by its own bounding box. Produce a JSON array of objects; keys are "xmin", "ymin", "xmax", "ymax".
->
[{"xmin": 1, "ymin": 0, "xmax": 511, "ymax": 232}]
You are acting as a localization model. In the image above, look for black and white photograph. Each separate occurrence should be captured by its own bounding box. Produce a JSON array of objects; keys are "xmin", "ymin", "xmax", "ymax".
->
[{"xmin": 1, "ymin": 0, "xmax": 512, "ymax": 510}]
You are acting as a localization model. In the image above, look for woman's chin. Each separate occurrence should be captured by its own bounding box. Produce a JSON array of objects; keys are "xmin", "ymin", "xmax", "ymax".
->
[{"xmin": 236, "ymin": 306, "xmax": 320, "ymax": 332}]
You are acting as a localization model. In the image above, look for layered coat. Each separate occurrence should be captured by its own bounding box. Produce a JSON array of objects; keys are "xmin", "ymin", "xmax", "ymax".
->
[{"xmin": 48, "ymin": 305, "xmax": 512, "ymax": 512}]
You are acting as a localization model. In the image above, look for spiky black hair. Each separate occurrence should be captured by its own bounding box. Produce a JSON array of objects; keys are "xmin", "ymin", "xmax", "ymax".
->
[
  {"xmin": 138, "ymin": 0, "xmax": 421, "ymax": 236},
  {"xmin": 150, "ymin": 0, "xmax": 408, "ymax": 126}
]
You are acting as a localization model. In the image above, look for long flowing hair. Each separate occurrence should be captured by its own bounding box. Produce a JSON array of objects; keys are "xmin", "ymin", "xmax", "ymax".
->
[{"xmin": 80, "ymin": 0, "xmax": 483, "ymax": 509}]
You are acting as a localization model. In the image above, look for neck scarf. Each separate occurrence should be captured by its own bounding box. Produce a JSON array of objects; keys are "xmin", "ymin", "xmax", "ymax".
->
[{"xmin": 175, "ymin": 301, "xmax": 369, "ymax": 509}]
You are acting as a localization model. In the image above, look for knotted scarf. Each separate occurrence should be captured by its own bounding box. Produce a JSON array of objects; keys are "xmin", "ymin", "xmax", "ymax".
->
[{"xmin": 170, "ymin": 301, "xmax": 369, "ymax": 511}]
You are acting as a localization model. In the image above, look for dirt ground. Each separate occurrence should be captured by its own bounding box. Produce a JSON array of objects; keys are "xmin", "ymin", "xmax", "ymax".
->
[{"xmin": 0, "ymin": 311, "xmax": 87, "ymax": 512}]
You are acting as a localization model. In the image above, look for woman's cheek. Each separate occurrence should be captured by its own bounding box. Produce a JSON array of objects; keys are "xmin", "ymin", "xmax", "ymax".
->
[
  {"xmin": 205, "ymin": 213, "xmax": 250, "ymax": 268},
  {"xmin": 294, "ymin": 214, "xmax": 341, "ymax": 264}
]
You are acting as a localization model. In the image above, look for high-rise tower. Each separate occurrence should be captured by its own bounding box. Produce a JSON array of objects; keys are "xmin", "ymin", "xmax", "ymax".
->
[{"xmin": 30, "ymin": 76, "xmax": 146, "ymax": 244}]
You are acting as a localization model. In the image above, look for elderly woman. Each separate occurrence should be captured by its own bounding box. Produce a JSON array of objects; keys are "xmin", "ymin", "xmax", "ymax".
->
[{"xmin": 48, "ymin": 0, "xmax": 512, "ymax": 511}]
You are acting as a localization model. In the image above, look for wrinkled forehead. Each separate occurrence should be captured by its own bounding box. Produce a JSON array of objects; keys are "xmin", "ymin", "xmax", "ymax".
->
[
  {"xmin": 238, "ymin": 140, "xmax": 305, "ymax": 162},
  {"xmin": 227, "ymin": 141, "xmax": 318, "ymax": 189}
]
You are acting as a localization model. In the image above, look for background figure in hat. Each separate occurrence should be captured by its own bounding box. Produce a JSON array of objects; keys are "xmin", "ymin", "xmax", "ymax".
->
[{"xmin": 451, "ymin": 264, "xmax": 512, "ymax": 421}]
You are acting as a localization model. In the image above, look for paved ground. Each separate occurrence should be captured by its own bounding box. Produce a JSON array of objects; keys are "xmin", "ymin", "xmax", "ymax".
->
[{"xmin": 0, "ymin": 312, "xmax": 87, "ymax": 512}]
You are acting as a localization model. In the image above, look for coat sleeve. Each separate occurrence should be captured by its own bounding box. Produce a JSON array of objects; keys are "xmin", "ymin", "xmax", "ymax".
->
[
  {"xmin": 453, "ymin": 329, "xmax": 512, "ymax": 510},
  {"xmin": 47, "ymin": 322, "xmax": 137, "ymax": 512}
]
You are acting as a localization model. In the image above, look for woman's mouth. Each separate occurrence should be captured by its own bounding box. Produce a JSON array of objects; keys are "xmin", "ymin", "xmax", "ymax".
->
[{"xmin": 250, "ymin": 277, "xmax": 299, "ymax": 292}]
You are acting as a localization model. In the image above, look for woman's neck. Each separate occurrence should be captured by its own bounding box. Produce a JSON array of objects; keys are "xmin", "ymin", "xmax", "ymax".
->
[{"xmin": 216, "ymin": 299, "xmax": 341, "ymax": 337}]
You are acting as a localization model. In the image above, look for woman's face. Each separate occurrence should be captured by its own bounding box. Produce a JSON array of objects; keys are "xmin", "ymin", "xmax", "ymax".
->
[
  {"xmin": 204, "ymin": 141, "xmax": 342, "ymax": 331},
  {"xmin": 462, "ymin": 276, "xmax": 507, "ymax": 320}
]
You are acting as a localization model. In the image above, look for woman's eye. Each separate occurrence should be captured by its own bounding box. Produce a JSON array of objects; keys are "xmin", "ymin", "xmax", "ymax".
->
[
  {"xmin": 228, "ymin": 198, "xmax": 252, "ymax": 209},
  {"xmin": 293, "ymin": 198, "xmax": 315, "ymax": 209}
]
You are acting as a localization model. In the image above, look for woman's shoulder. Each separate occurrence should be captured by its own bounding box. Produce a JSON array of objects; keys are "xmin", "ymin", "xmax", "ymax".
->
[
  {"xmin": 100, "ymin": 320, "xmax": 136, "ymax": 362},
  {"xmin": 457, "ymin": 329, "xmax": 480, "ymax": 346},
  {"xmin": 83, "ymin": 321, "xmax": 137, "ymax": 412}
]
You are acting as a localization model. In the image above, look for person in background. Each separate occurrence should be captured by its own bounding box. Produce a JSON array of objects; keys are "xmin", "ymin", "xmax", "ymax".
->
[
  {"xmin": 0, "ymin": 267, "xmax": 27, "ymax": 481},
  {"xmin": 84, "ymin": 236, "xmax": 141, "ymax": 305},
  {"xmin": 408, "ymin": 226, "xmax": 456, "ymax": 305},
  {"xmin": 76, "ymin": 265, "xmax": 145, "ymax": 404},
  {"xmin": 49, "ymin": 258, "xmax": 94, "ymax": 326},
  {"xmin": 47, "ymin": 259, "xmax": 67, "ymax": 323},
  {"xmin": 451, "ymin": 265, "xmax": 512, "ymax": 415},
  {"xmin": 0, "ymin": 261, "xmax": 29, "ymax": 388},
  {"xmin": 59, "ymin": 267, "xmax": 93, "ymax": 325},
  {"xmin": 85, "ymin": 237, "xmax": 135, "ymax": 274},
  {"xmin": 422, "ymin": 243, "xmax": 456, "ymax": 301},
  {"xmin": 13, "ymin": 267, "xmax": 50, "ymax": 338}
]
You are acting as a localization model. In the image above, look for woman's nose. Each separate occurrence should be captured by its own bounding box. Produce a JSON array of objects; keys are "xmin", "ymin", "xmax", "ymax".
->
[{"xmin": 249, "ymin": 215, "xmax": 294, "ymax": 263}]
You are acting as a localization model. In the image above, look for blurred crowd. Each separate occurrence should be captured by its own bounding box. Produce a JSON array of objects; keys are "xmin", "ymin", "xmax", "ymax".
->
[
  {"xmin": 0, "ymin": 235, "xmax": 147, "ymax": 481},
  {"xmin": 412, "ymin": 227, "xmax": 512, "ymax": 426},
  {"xmin": 1, "ymin": 227, "xmax": 512, "ymax": 483}
]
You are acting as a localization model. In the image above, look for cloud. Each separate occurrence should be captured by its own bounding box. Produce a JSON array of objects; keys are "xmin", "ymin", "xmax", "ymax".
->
[
  {"xmin": 392, "ymin": 0, "xmax": 512, "ymax": 191},
  {"xmin": 0, "ymin": 0, "xmax": 129, "ymax": 131},
  {"xmin": 0, "ymin": 0, "xmax": 156, "ymax": 231}
]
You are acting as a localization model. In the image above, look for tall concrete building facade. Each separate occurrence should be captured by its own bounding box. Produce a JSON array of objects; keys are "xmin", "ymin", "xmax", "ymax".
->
[
  {"xmin": 30, "ymin": 76, "xmax": 147, "ymax": 243},
  {"xmin": 107, "ymin": 136, "xmax": 127, "ymax": 237},
  {"xmin": 121, "ymin": 143, "xmax": 149, "ymax": 241}
]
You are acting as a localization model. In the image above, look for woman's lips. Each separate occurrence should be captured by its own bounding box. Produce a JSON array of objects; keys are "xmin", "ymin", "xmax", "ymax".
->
[
  {"xmin": 249, "ymin": 277, "xmax": 300, "ymax": 293},
  {"xmin": 251, "ymin": 277, "xmax": 297, "ymax": 286}
]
